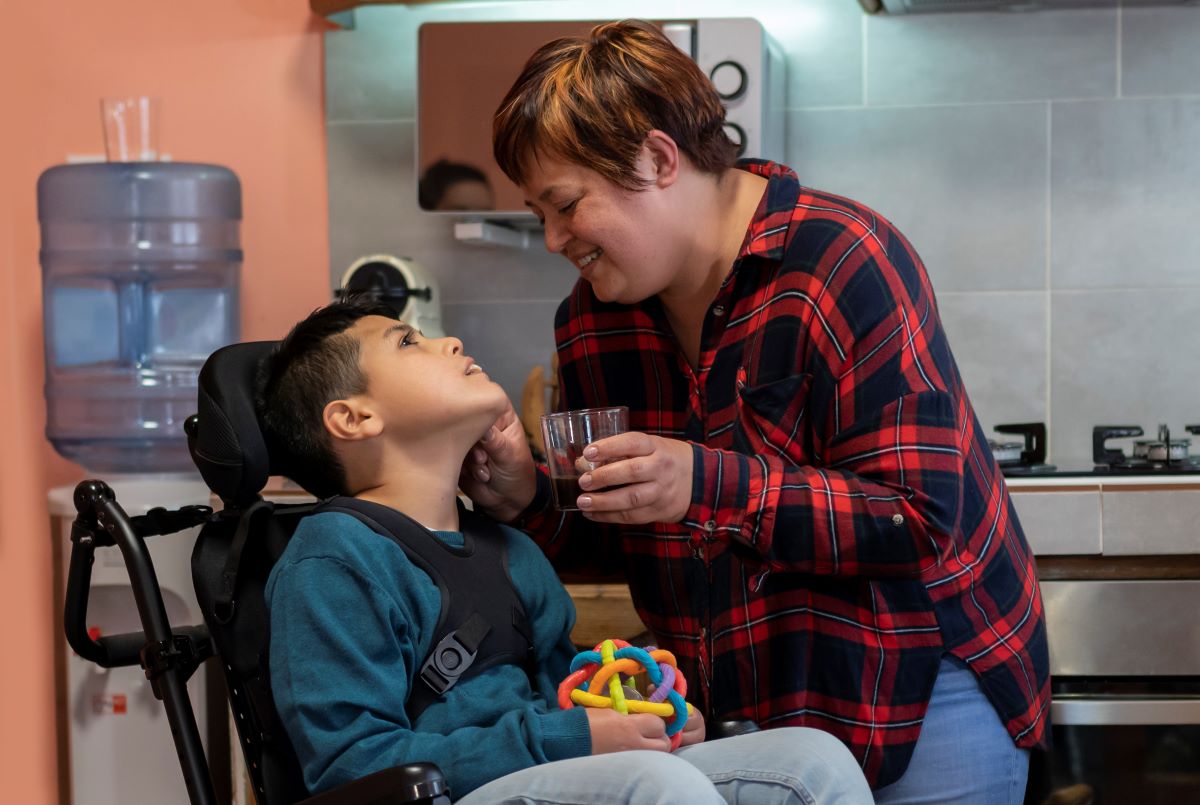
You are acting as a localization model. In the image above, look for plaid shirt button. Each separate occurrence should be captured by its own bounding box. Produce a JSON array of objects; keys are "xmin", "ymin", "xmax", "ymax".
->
[
  {"xmin": 704, "ymin": 519, "xmax": 716, "ymax": 532},
  {"xmin": 892, "ymin": 513, "xmax": 905, "ymax": 526},
  {"xmin": 712, "ymin": 304, "xmax": 726, "ymax": 317}
]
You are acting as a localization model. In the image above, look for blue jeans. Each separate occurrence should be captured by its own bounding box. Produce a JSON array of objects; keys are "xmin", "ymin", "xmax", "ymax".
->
[
  {"xmin": 873, "ymin": 657, "xmax": 1030, "ymax": 804},
  {"xmin": 455, "ymin": 726, "xmax": 873, "ymax": 804}
]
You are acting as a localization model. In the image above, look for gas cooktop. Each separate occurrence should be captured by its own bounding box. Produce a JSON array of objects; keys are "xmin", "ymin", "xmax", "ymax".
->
[{"xmin": 988, "ymin": 423, "xmax": 1200, "ymax": 478}]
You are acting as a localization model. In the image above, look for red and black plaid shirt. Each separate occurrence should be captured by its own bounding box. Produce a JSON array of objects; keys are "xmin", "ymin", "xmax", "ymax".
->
[{"xmin": 522, "ymin": 160, "xmax": 1050, "ymax": 787}]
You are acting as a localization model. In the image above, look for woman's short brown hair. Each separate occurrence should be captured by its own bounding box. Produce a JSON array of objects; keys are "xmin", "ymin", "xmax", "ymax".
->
[{"xmin": 493, "ymin": 20, "xmax": 738, "ymax": 191}]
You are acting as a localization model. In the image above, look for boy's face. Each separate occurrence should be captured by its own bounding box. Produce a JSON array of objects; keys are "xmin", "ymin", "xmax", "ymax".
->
[{"xmin": 345, "ymin": 315, "xmax": 507, "ymax": 441}]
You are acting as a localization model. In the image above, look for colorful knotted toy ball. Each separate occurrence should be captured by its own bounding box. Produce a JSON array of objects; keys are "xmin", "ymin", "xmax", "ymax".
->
[{"xmin": 557, "ymin": 638, "xmax": 693, "ymax": 750}]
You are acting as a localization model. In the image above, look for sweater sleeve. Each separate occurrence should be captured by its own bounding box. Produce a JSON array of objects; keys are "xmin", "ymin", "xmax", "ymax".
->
[{"xmin": 267, "ymin": 544, "xmax": 589, "ymax": 797}]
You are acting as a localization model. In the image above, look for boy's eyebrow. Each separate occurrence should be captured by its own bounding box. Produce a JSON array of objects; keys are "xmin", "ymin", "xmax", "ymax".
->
[{"xmin": 382, "ymin": 322, "xmax": 412, "ymax": 340}]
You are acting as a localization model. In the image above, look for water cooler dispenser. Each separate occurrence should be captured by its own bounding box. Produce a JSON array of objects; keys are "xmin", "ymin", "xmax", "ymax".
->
[{"xmin": 40, "ymin": 160, "xmax": 241, "ymax": 803}]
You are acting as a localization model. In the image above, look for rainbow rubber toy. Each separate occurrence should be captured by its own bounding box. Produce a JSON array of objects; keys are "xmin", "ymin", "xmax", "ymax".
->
[{"xmin": 557, "ymin": 638, "xmax": 693, "ymax": 750}]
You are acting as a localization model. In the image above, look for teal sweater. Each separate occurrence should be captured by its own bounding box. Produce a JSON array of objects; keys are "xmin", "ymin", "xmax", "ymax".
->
[{"xmin": 265, "ymin": 510, "xmax": 592, "ymax": 797}]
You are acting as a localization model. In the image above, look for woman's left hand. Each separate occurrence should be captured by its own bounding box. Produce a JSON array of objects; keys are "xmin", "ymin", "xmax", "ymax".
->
[
  {"xmin": 675, "ymin": 706, "xmax": 706, "ymax": 748},
  {"xmin": 575, "ymin": 431, "xmax": 693, "ymax": 524}
]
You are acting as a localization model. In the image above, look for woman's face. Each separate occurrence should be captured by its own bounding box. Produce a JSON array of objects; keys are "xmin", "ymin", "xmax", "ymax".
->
[{"xmin": 519, "ymin": 150, "xmax": 680, "ymax": 305}]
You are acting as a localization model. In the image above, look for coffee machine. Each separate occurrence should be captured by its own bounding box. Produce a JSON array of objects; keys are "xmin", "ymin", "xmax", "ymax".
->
[{"xmin": 338, "ymin": 254, "xmax": 444, "ymax": 338}]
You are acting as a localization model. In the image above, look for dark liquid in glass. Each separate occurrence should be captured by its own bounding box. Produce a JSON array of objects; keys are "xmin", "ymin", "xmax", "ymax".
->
[{"xmin": 552, "ymin": 476, "xmax": 581, "ymax": 509}]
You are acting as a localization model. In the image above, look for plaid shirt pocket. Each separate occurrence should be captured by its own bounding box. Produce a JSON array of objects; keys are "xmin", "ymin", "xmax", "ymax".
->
[{"xmin": 734, "ymin": 369, "xmax": 813, "ymax": 467}]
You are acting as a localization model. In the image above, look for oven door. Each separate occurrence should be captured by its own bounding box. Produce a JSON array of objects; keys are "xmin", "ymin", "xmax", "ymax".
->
[
  {"xmin": 1031, "ymin": 580, "xmax": 1200, "ymax": 803},
  {"xmin": 1032, "ymin": 679, "xmax": 1200, "ymax": 803}
]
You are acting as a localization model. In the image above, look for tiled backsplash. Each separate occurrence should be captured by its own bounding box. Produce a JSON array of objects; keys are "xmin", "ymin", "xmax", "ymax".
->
[{"xmin": 326, "ymin": 0, "xmax": 1200, "ymax": 463}]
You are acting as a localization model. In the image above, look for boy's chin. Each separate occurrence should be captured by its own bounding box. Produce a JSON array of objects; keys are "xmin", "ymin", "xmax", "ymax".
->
[{"xmin": 458, "ymin": 390, "xmax": 509, "ymax": 430}]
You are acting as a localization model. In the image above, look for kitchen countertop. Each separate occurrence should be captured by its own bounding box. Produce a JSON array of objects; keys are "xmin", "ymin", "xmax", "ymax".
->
[{"xmin": 1007, "ymin": 473, "xmax": 1200, "ymax": 489}]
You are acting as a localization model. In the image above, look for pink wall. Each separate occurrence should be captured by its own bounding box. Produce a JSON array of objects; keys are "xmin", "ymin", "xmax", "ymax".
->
[{"xmin": 0, "ymin": 2, "xmax": 330, "ymax": 799}]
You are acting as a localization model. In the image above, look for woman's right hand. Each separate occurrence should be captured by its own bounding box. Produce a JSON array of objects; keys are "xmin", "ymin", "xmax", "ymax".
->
[
  {"xmin": 459, "ymin": 399, "xmax": 538, "ymax": 524},
  {"xmin": 585, "ymin": 708, "xmax": 672, "ymax": 754}
]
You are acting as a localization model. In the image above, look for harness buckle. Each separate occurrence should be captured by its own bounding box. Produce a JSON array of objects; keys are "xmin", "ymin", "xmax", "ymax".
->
[{"xmin": 419, "ymin": 631, "xmax": 479, "ymax": 695}]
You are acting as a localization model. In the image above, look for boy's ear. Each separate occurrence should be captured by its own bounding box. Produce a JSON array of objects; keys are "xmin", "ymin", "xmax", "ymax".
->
[
  {"xmin": 323, "ymin": 397, "xmax": 383, "ymax": 442},
  {"xmin": 642, "ymin": 129, "xmax": 680, "ymax": 189}
]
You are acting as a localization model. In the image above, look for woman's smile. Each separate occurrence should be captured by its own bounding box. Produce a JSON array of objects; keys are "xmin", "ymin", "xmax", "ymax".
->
[{"xmin": 577, "ymin": 247, "xmax": 602, "ymax": 269}]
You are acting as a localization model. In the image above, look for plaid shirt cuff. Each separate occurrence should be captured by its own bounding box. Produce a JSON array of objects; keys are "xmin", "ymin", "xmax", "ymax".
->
[
  {"xmin": 683, "ymin": 443, "xmax": 769, "ymax": 544},
  {"xmin": 512, "ymin": 465, "xmax": 553, "ymax": 531}
]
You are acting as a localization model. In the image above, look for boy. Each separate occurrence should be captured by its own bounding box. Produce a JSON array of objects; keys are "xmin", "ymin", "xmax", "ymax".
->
[{"xmin": 257, "ymin": 298, "xmax": 871, "ymax": 803}]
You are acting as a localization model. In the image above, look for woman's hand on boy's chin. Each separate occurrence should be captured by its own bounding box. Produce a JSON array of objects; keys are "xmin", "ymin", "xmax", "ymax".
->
[{"xmin": 459, "ymin": 401, "xmax": 537, "ymax": 523}]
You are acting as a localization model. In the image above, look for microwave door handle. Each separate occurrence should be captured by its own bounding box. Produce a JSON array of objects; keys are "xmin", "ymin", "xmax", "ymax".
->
[{"xmin": 1052, "ymin": 698, "xmax": 1200, "ymax": 726}]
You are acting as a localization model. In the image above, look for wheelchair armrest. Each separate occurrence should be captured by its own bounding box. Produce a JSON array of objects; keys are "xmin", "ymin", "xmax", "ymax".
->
[{"xmin": 300, "ymin": 762, "xmax": 450, "ymax": 805}]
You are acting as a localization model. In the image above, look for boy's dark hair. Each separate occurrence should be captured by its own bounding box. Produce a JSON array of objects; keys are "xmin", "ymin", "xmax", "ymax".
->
[
  {"xmin": 418, "ymin": 159, "xmax": 491, "ymax": 210},
  {"xmin": 256, "ymin": 296, "xmax": 398, "ymax": 498}
]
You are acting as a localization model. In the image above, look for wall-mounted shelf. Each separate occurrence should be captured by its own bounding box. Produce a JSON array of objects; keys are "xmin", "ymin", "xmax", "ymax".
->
[{"xmin": 453, "ymin": 220, "xmax": 535, "ymax": 250}]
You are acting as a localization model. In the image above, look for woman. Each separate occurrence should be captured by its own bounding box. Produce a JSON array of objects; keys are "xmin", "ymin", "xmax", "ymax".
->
[{"xmin": 461, "ymin": 20, "xmax": 1048, "ymax": 803}]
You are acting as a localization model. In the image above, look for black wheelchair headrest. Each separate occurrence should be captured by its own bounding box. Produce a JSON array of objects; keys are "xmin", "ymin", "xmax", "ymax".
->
[{"xmin": 190, "ymin": 341, "xmax": 279, "ymax": 508}]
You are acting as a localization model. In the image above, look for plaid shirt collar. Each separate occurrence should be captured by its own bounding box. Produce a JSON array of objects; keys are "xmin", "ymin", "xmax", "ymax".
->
[{"xmin": 734, "ymin": 159, "xmax": 800, "ymax": 263}]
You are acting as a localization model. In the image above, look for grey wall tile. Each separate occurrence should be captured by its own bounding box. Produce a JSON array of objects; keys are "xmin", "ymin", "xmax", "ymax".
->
[
  {"xmin": 327, "ymin": 120, "xmax": 421, "ymax": 284},
  {"xmin": 866, "ymin": 10, "xmax": 1117, "ymax": 106},
  {"xmin": 1050, "ymin": 98, "xmax": 1200, "ymax": 289},
  {"xmin": 1122, "ymin": 8, "xmax": 1200, "ymax": 97},
  {"xmin": 937, "ymin": 292, "xmax": 1048, "ymax": 437},
  {"xmin": 429, "ymin": 239, "xmax": 579, "ymax": 307},
  {"xmin": 1050, "ymin": 289, "xmax": 1200, "ymax": 462},
  {"xmin": 788, "ymin": 103, "xmax": 1048, "ymax": 292},
  {"xmin": 443, "ymin": 300, "xmax": 562, "ymax": 402}
]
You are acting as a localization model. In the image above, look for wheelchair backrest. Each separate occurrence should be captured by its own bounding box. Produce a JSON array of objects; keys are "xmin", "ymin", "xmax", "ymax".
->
[{"xmin": 192, "ymin": 499, "xmax": 315, "ymax": 805}]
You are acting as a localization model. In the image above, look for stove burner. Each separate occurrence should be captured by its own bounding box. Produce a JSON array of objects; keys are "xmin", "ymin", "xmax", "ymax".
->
[
  {"xmin": 1092, "ymin": 424, "xmax": 1200, "ymax": 473},
  {"xmin": 989, "ymin": 422, "xmax": 1056, "ymax": 475}
]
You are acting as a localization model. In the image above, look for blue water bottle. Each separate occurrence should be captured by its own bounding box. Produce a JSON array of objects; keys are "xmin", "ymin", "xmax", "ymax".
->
[{"xmin": 38, "ymin": 162, "xmax": 242, "ymax": 472}]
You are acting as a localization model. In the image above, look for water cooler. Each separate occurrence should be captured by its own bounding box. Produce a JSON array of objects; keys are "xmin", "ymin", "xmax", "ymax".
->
[{"xmin": 40, "ymin": 160, "xmax": 241, "ymax": 803}]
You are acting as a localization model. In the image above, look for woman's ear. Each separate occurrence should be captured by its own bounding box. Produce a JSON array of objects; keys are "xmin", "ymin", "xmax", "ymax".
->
[
  {"xmin": 642, "ymin": 129, "xmax": 680, "ymax": 189},
  {"xmin": 323, "ymin": 397, "xmax": 383, "ymax": 442}
]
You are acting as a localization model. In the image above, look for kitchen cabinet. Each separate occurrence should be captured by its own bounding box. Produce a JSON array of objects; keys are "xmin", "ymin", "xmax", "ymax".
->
[{"xmin": 1008, "ymin": 476, "xmax": 1200, "ymax": 557}]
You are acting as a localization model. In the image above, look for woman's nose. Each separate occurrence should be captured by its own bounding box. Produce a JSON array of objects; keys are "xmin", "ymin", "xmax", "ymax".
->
[
  {"xmin": 542, "ymin": 215, "xmax": 570, "ymax": 255},
  {"xmin": 440, "ymin": 336, "xmax": 463, "ymax": 355}
]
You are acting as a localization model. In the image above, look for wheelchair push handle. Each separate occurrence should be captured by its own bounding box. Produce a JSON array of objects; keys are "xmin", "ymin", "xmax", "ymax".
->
[
  {"xmin": 65, "ymin": 479, "xmax": 216, "ymax": 668},
  {"xmin": 66, "ymin": 481, "xmax": 174, "ymax": 655}
]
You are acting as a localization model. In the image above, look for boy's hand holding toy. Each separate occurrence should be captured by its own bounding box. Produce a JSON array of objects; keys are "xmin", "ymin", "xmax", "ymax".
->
[{"xmin": 558, "ymin": 638, "xmax": 696, "ymax": 751}]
